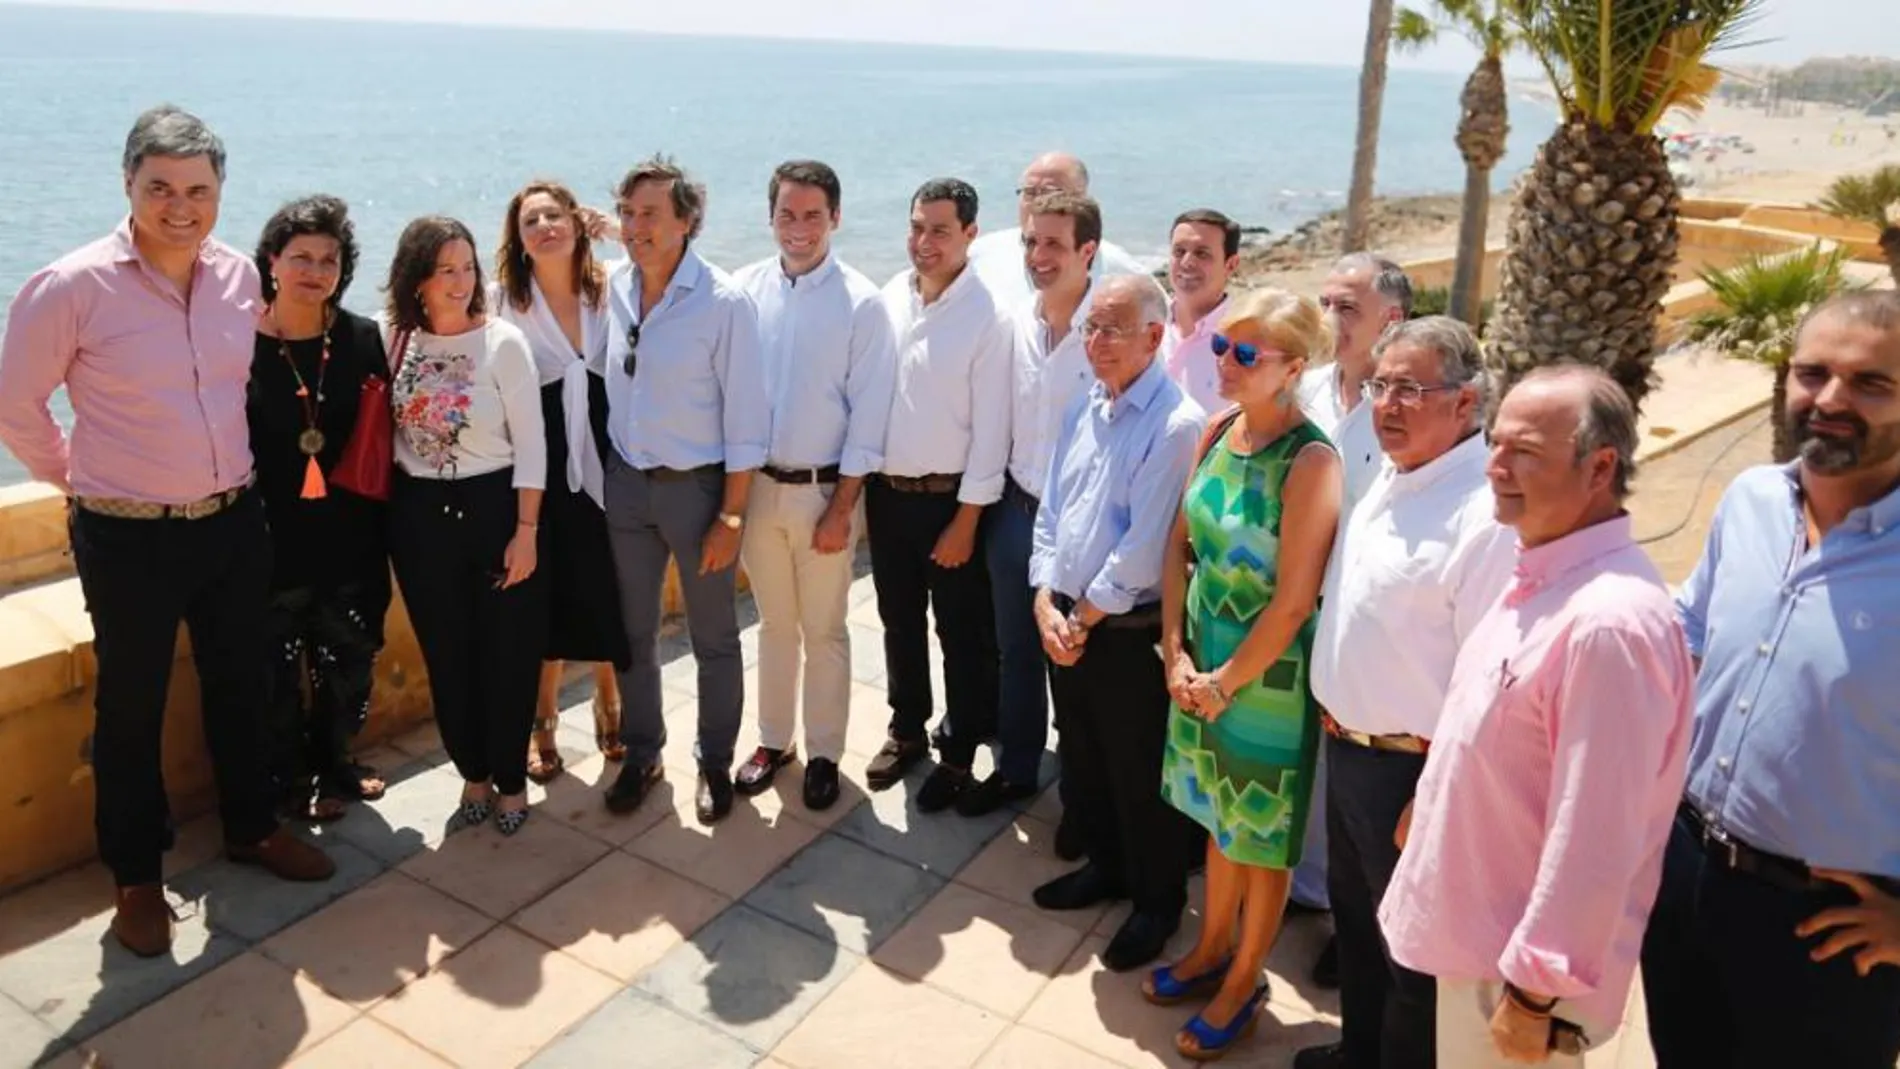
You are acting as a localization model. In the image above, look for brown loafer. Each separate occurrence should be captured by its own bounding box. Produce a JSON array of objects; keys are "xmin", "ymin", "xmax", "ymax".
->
[
  {"xmin": 227, "ymin": 828, "xmax": 336, "ymax": 882},
  {"xmin": 112, "ymin": 884, "xmax": 174, "ymax": 958}
]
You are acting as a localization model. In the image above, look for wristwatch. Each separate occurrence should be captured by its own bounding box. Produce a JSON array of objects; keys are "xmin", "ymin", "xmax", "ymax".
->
[{"xmin": 717, "ymin": 512, "xmax": 744, "ymax": 531}]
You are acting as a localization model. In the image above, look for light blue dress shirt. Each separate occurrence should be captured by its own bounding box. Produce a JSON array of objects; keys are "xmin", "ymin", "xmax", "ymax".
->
[
  {"xmin": 1676, "ymin": 462, "xmax": 1900, "ymax": 877},
  {"xmin": 1029, "ymin": 358, "xmax": 1206, "ymax": 615},
  {"xmin": 733, "ymin": 254, "xmax": 896, "ymax": 478},
  {"xmin": 604, "ymin": 249, "xmax": 770, "ymax": 472}
]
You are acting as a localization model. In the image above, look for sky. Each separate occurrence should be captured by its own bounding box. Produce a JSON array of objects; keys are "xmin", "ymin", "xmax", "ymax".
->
[{"xmin": 4, "ymin": 0, "xmax": 1896, "ymax": 71}]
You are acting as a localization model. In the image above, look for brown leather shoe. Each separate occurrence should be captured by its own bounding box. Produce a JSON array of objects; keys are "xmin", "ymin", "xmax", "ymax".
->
[
  {"xmin": 227, "ymin": 828, "xmax": 337, "ymax": 882},
  {"xmin": 112, "ymin": 884, "xmax": 174, "ymax": 958}
]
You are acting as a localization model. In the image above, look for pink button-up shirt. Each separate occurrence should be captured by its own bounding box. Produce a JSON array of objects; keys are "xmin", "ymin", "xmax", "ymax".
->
[
  {"xmin": 1160, "ymin": 294, "xmax": 1229, "ymax": 414},
  {"xmin": 1379, "ymin": 514, "xmax": 1693, "ymax": 1034},
  {"xmin": 0, "ymin": 220, "xmax": 259, "ymax": 503}
]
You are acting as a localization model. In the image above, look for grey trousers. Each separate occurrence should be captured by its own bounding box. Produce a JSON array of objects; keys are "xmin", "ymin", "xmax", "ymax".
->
[{"xmin": 605, "ymin": 458, "xmax": 744, "ymax": 772}]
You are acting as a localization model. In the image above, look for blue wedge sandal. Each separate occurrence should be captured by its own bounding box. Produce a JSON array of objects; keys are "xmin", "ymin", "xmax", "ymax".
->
[
  {"xmin": 1142, "ymin": 955, "xmax": 1235, "ymax": 1006},
  {"xmin": 1176, "ymin": 983, "xmax": 1271, "ymax": 1062}
]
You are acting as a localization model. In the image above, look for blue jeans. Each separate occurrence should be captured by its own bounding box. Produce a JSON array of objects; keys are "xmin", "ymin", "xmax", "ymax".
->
[{"xmin": 984, "ymin": 481, "xmax": 1049, "ymax": 786}]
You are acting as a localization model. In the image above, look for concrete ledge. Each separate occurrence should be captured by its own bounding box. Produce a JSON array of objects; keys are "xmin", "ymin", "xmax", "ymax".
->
[{"xmin": 0, "ymin": 483, "xmax": 70, "ymax": 589}]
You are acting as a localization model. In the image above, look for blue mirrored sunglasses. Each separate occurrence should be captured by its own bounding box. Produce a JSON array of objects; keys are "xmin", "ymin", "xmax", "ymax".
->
[{"xmin": 1210, "ymin": 333, "xmax": 1264, "ymax": 368}]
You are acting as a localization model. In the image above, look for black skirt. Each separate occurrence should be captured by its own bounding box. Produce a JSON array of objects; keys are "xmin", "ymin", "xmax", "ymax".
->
[{"xmin": 540, "ymin": 374, "xmax": 632, "ymax": 669}]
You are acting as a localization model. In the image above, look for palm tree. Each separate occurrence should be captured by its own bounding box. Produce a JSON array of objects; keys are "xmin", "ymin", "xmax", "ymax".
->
[
  {"xmin": 1342, "ymin": 0, "xmax": 1398, "ymax": 254},
  {"xmin": 1814, "ymin": 164, "xmax": 1900, "ymax": 287},
  {"xmin": 1682, "ymin": 243, "xmax": 1853, "ymax": 461},
  {"xmin": 1486, "ymin": 0, "xmax": 1764, "ymax": 416},
  {"xmin": 1393, "ymin": 1, "xmax": 1524, "ymax": 325}
]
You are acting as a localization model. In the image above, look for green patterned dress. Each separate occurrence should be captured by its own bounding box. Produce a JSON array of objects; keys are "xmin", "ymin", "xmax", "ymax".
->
[{"xmin": 1161, "ymin": 418, "xmax": 1331, "ymax": 869}]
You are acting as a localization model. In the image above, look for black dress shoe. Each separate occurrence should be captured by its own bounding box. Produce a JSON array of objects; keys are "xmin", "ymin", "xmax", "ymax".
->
[
  {"xmin": 1311, "ymin": 933, "xmax": 1340, "ymax": 989},
  {"xmin": 734, "ymin": 745, "xmax": 795, "ymax": 797},
  {"xmin": 1293, "ymin": 1041, "xmax": 1348, "ymax": 1069},
  {"xmin": 954, "ymin": 772, "xmax": 1037, "ymax": 817},
  {"xmin": 1053, "ymin": 815, "xmax": 1085, "ymax": 862},
  {"xmin": 1103, "ymin": 909, "xmax": 1182, "ymax": 972},
  {"xmin": 803, "ymin": 758, "xmax": 842, "ymax": 811},
  {"xmin": 604, "ymin": 761, "xmax": 664, "ymax": 815},
  {"xmin": 696, "ymin": 767, "xmax": 734, "ymax": 825},
  {"xmin": 1032, "ymin": 864, "xmax": 1126, "ymax": 911},
  {"xmin": 865, "ymin": 736, "xmax": 928, "ymax": 791},
  {"xmin": 914, "ymin": 765, "xmax": 973, "ymax": 813}
]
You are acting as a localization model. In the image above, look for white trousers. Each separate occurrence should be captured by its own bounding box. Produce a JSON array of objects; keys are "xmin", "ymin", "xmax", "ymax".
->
[
  {"xmin": 1436, "ymin": 980, "xmax": 1618, "ymax": 1069},
  {"xmin": 739, "ymin": 478, "xmax": 860, "ymax": 762}
]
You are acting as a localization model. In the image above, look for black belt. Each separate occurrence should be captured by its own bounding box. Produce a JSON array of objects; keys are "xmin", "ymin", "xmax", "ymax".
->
[
  {"xmin": 639, "ymin": 462, "xmax": 723, "ymax": 482},
  {"xmin": 1003, "ymin": 475, "xmax": 1039, "ymax": 517},
  {"xmin": 1679, "ymin": 801, "xmax": 1818, "ymax": 892},
  {"xmin": 1052, "ymin": 593, "xmax": 1161, "ymax": 631},
  {"xmin": 877, "ymin": 472, "xmax": 961, "ymax": 494},
  {"xmin": 762, "ymin": 464, "xmax": 840, "ymax": 485}
]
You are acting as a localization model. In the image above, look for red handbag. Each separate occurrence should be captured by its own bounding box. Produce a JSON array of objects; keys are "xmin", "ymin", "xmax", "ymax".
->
[{"xmin": 329, "ymin": 327, "xmax": 408, "ymax": 502}]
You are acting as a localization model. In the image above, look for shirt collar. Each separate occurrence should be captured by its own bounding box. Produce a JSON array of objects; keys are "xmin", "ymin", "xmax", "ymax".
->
[
  {"xmin": 109, "ymin": 217, "xmax": 216, "ymax": 268},
  {"xmin": 1389, "ymin": 429, "xmax": 1487, "ymax": 496},
  {"xmin": 1779, "ymin": 461, "xmax": 1900, "ymax": 535},
  {"xmin": 1093, "ymin": 355, "xmax": 1169, "ymax": 416},
  {"xmin": 779, "ymin": 252, "xmax": 840, "ymax": 289},
  {"xmin": 631, "ymin": 246, "xmax": 706, "ymax": 305},
  {"xmin": 1509, "ymin": 513, "xmax": 1634, "ymax": 599},
  {"xmin": 911, "ymin": 262, "xmax": 978, "ymax": 313},
  {"xmin": 1169, "ymin": 294, "xmax": 1230, "ymax": 341},
  {"xmin": 1036, "ymin": 281, "xmax": 1094, "ymax": 336}
]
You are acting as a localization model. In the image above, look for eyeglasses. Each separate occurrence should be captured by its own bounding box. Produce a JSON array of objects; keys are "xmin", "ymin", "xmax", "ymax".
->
[
  {"xmin": 1016, "ymin": 184, "xmax": 1066, "ymax": 199},
  {"xmin": 1362, "ymin": 378, "xmax": 1463, "ymax": 405},
  {"xmin": 621, "ymin": 321, "xmax": 641, "ymax": 378},
  {"xmin": 1211, "ymin": 333, "xmax": 1283, "ymax": 368},
  {"xmin": 1082, "ymin": 321, "xmax": 1140, "ymax": 341}
]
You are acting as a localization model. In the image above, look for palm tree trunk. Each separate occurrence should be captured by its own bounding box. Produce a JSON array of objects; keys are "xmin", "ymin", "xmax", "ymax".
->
[
  {"xmin": 1881, "ymin": 225, "xmax": 1900, "ymax": 289},
  {"xmin": 1450, "ymin": 52, "xmax": 1508, "ymax": 327},
  {"xmin": 1771, "ymin": 361, "xmax": 1794, "ymax": 463},
  {"xmin": 1342, "ymin": 0, "xmax": 1396, "ymax": 254},
  {"xmin": 1451, "ymin": 165, "xmax": 1492, "ymax": 326}
]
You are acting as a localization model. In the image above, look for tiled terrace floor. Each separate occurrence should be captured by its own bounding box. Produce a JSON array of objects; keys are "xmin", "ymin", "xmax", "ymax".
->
[{"xmin": 0, "ymin": 567, "xmax": 1669, "ymax": 1069}]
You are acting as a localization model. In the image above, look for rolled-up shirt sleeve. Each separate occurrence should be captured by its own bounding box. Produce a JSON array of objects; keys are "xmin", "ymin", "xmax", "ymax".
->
[
  {"xmin": 493, "ymin": 329, "xmax": 547, "ymax": 491},
  {"xmin": 1082, "ymin": 412, "xmax": 1200, "ymax": 615},
  {"xmin": 1496, "ymin": 622, "xmax": 1691, "ymax": 1001},
  {"xmin": 958, "ymin": 312, "xmax": 1013, "ymax": 506},
  {"xmin": 839, "ymin": 294, "xmax": 897, "ymax": 479},
  {"xmin": 0, "ymin": 268, "xmax": 78, "ymax": 487},
  {"xmin": 717, "ymin": 291, "xmax": 770, "ymax": 473}
]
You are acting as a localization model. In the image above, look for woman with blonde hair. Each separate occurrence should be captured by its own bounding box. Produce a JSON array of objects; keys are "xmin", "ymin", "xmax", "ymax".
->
[
  {"xmin": 493, "ymin": 180, "xmax": 630, "ymax": 781},
  {"xmin": 1148, "ymin": 288, "xmax": 1343, "ymax": 1060}
]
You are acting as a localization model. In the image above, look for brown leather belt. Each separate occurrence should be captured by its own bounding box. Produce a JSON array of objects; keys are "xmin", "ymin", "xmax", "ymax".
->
[
  {"xmin": 639, "ymin": 462, "xmax": 723, "ymax": 483},
  {"xmin": 762, "ymin": 464, "xmax": 840, "ymax": 485},
  {"xmin": 1321, "ymin": 709, "xmax": 1429, "ymax": 755},
  {"xmin": 1678, "ymin": 801, "xmax": 1824, "ymax": 893},
  {"xmin": 74, "ymin": 484, "xmax": 250, "ymax": 521},
  {"xmin": 878, "ymin": 472, "xmax": 961, "ymax": 494}
]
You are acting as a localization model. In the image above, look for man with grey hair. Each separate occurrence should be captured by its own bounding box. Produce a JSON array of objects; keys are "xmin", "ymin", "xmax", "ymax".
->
[
  {"xmin": 1296, "ymin": 317, "xmax": 1516, "ymax": 1069},
  {"xmin": 0, "ymin": 105, "xmax": 336, "ymax": 957},
  {"xmin": 601, "ymin": 154, "xmax": 770, "ymax": 826},
  {"xmin": 1027, "ymin": 271, "xmax": 1206, "ymax": 971},
  {"xmin": 1643, "ymin": 291, "xmax": 1900, "ymax": 1068},
  {"xmin": 1379, "ymin": 365, "xmax": 1693, "ymax": 1067},
  {"xmin": 1290, "ymin": 252, "xmax": 1415, "ymax": 974},
  {"xmin": 968, "ymin": 151, "xmax": 1148, "ymax": 310}
]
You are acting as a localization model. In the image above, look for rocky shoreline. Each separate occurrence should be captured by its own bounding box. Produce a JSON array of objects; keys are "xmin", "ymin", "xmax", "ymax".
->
[{"xmin": 1234, "ymin": 193, "xmax": 1470, "ymax": 279}]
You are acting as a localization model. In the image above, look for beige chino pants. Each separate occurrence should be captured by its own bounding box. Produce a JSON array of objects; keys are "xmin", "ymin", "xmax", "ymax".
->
[{"xmin": 739, "ymin": 478, "xmax": 860, "ymax": 762}]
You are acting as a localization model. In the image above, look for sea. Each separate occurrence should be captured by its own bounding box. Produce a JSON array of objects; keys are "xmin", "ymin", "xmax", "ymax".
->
[{"xmin": 0, "ymin": 3, "xmax": 1550, "ymax": 486}]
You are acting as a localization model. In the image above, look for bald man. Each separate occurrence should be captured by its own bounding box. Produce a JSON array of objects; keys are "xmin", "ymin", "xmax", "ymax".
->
[{"xmin": 969, "ymin": 152, "xmax": 1149, "ymax": 311}]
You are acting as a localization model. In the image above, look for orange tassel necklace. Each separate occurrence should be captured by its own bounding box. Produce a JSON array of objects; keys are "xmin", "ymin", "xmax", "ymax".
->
[{"xmin": 273, "ymin": 305, "xmax": 333, "ymax": 500}]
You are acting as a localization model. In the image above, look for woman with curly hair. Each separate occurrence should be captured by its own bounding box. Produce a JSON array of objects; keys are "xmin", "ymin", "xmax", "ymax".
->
[{"xmin": 249, "ymin": 194, "xmax": 391, "ymax": 821}]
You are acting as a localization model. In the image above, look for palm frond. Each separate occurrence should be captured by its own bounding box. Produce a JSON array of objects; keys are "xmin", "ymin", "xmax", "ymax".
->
[
  {"xmin": 1814, "ymin": 165, "xmax": 1900, "ymax": 230},
  {"xmin": 1393, "ymin": 6, "xmax": 1440, "ymax": 52},
  {"xmin": 1684, "ymin": 244, "xmax": 1855, "ymax": 367}
]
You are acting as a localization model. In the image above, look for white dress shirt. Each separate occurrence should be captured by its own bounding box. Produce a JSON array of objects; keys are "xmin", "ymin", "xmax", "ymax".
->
[
  {"xmin": 967, "ymin": 226, "xmax": 1150, "ymax": 313},
  {"xmin": 1160, "ymin": 294, "xmax": 1231, "ymax": 414},
  {"xmin": 734, "ymin": 253, "xmax": 896, "ymax": 478},
  {"xmin": 491, "ymin": 280, "xmax": 610, "ymax": 506},
  {"xmin": 1299, "ymin": 362, "xmax": 1382, "ymax": 514},
  {"xmin": 879, "ymin": 265, "xmax": 1014, "ymax": 506},
  {"xmin": 603, "ymin": 249, "xmax": 770, "ymax": 472},
  {"xmin": 1007, "ymin": 284, "xmax": 1095, "ymax": 499},
  {"xmin": 1309, "ymin": 431, "xmax": 1516, "ymax": 737}
]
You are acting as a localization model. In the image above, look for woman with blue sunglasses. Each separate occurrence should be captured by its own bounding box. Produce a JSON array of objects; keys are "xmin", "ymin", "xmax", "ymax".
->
[{"xmin": 1152, "ymin": 288, "xmax": 1343, "ymax": 1060}]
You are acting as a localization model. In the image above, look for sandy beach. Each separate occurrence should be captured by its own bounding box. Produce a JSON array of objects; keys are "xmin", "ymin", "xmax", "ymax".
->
[{"xmin": 1242, "ymin": 97, "xmax": 1900, "ymax": 292}]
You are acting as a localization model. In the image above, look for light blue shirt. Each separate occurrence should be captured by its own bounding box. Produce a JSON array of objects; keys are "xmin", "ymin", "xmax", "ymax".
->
[
  {"xmin": 1676, "ymin": 463, "xmax": 1900, "ymax": 877},
  {"xmin": 604, "ymin": 249, "xmax": 770, "ymax": 472},
  {"xmin": 733, "ymin": 253, "xmax": 895, "ymax": 478},
  {"xmin": 1029, "ymin": 358, "xmax": 1205, "ymax": 615}
]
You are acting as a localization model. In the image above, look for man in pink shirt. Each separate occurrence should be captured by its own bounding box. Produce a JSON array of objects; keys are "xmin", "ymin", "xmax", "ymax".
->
[
  {"xmin": 1159, "ymin": 209, "xmax": 1238, "ymax": 413},
  {"xmin": 1378, "ymin": 366, "xmax": 1694, "ymax": 1066},
  {"xmin": 0, "ymin": 106, "xmax": 334, "ymax": 959}
]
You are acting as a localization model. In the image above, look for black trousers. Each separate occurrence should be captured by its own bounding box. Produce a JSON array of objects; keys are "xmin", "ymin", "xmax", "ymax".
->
[
  {"xmin": 1641, "ymin": 811, "xmax": 1900, "ymax": 1069},
  {"xmin": 69, "ymin": 490, "xmax": 278, "ymax": 886},
  {"xmin": 1324, "ymin": 734, "xmax": 1436, "ymax": 1069},
  {"xmin": 265, "ymin": 581, "xmax": 384, "ymax": 797},
  {"xmin": 389, "ymin": 469, "xmax": 548, "ymax": 796},
  {"xmin": 865, "ymin": 480, "xmax": 998, "ymax": 767},
  {"xmin": 1049, "ymin": 618, "xmax": 1194, "ymax": 915}
]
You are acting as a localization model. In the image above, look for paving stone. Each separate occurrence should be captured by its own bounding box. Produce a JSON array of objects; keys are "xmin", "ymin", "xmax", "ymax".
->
[
  {"xmin": 634, "ymin": 905, "xmax": 858, "ymax": 1052},
  {"xmin": 0, "ymin": 993, "xmax": 66, "ymax": 1069},
  {"xmin": 742, "ymin": 835, "xmax": 945, "ymax": 956},
  {"xmin": 324, "ymin": 762, "xmax": 463, "ymax": 866},
  {"xmin": 526, "ymin": 989, "xmax": 758, "ymax": 1069},
  {"xmin": 171, "ymin": 838, "xmax": 383, "ymax": 942},
  {"xmin": 833, "ymin": 775, "xmax": 1014, "ymax": 877}
]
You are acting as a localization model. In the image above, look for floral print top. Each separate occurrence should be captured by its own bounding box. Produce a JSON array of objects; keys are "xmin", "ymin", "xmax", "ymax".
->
[{"xmin": 383, "ymin": 318, "xmax": 547, "ymax": 489}]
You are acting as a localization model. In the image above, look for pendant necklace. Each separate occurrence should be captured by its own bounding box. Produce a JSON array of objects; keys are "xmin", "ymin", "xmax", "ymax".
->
[{"xmin": 274, "ymin": 305, "xmax": 333, "ymax": 499}]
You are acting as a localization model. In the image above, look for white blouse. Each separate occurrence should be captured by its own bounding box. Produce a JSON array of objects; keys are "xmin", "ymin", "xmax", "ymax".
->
[
  {"xmin": 384, "ymin": 317, "xmax": 546, "ymax": 489},
  {"xmin": 491, "ymin": 280, "xmax": 610, "ymax": 506}
]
